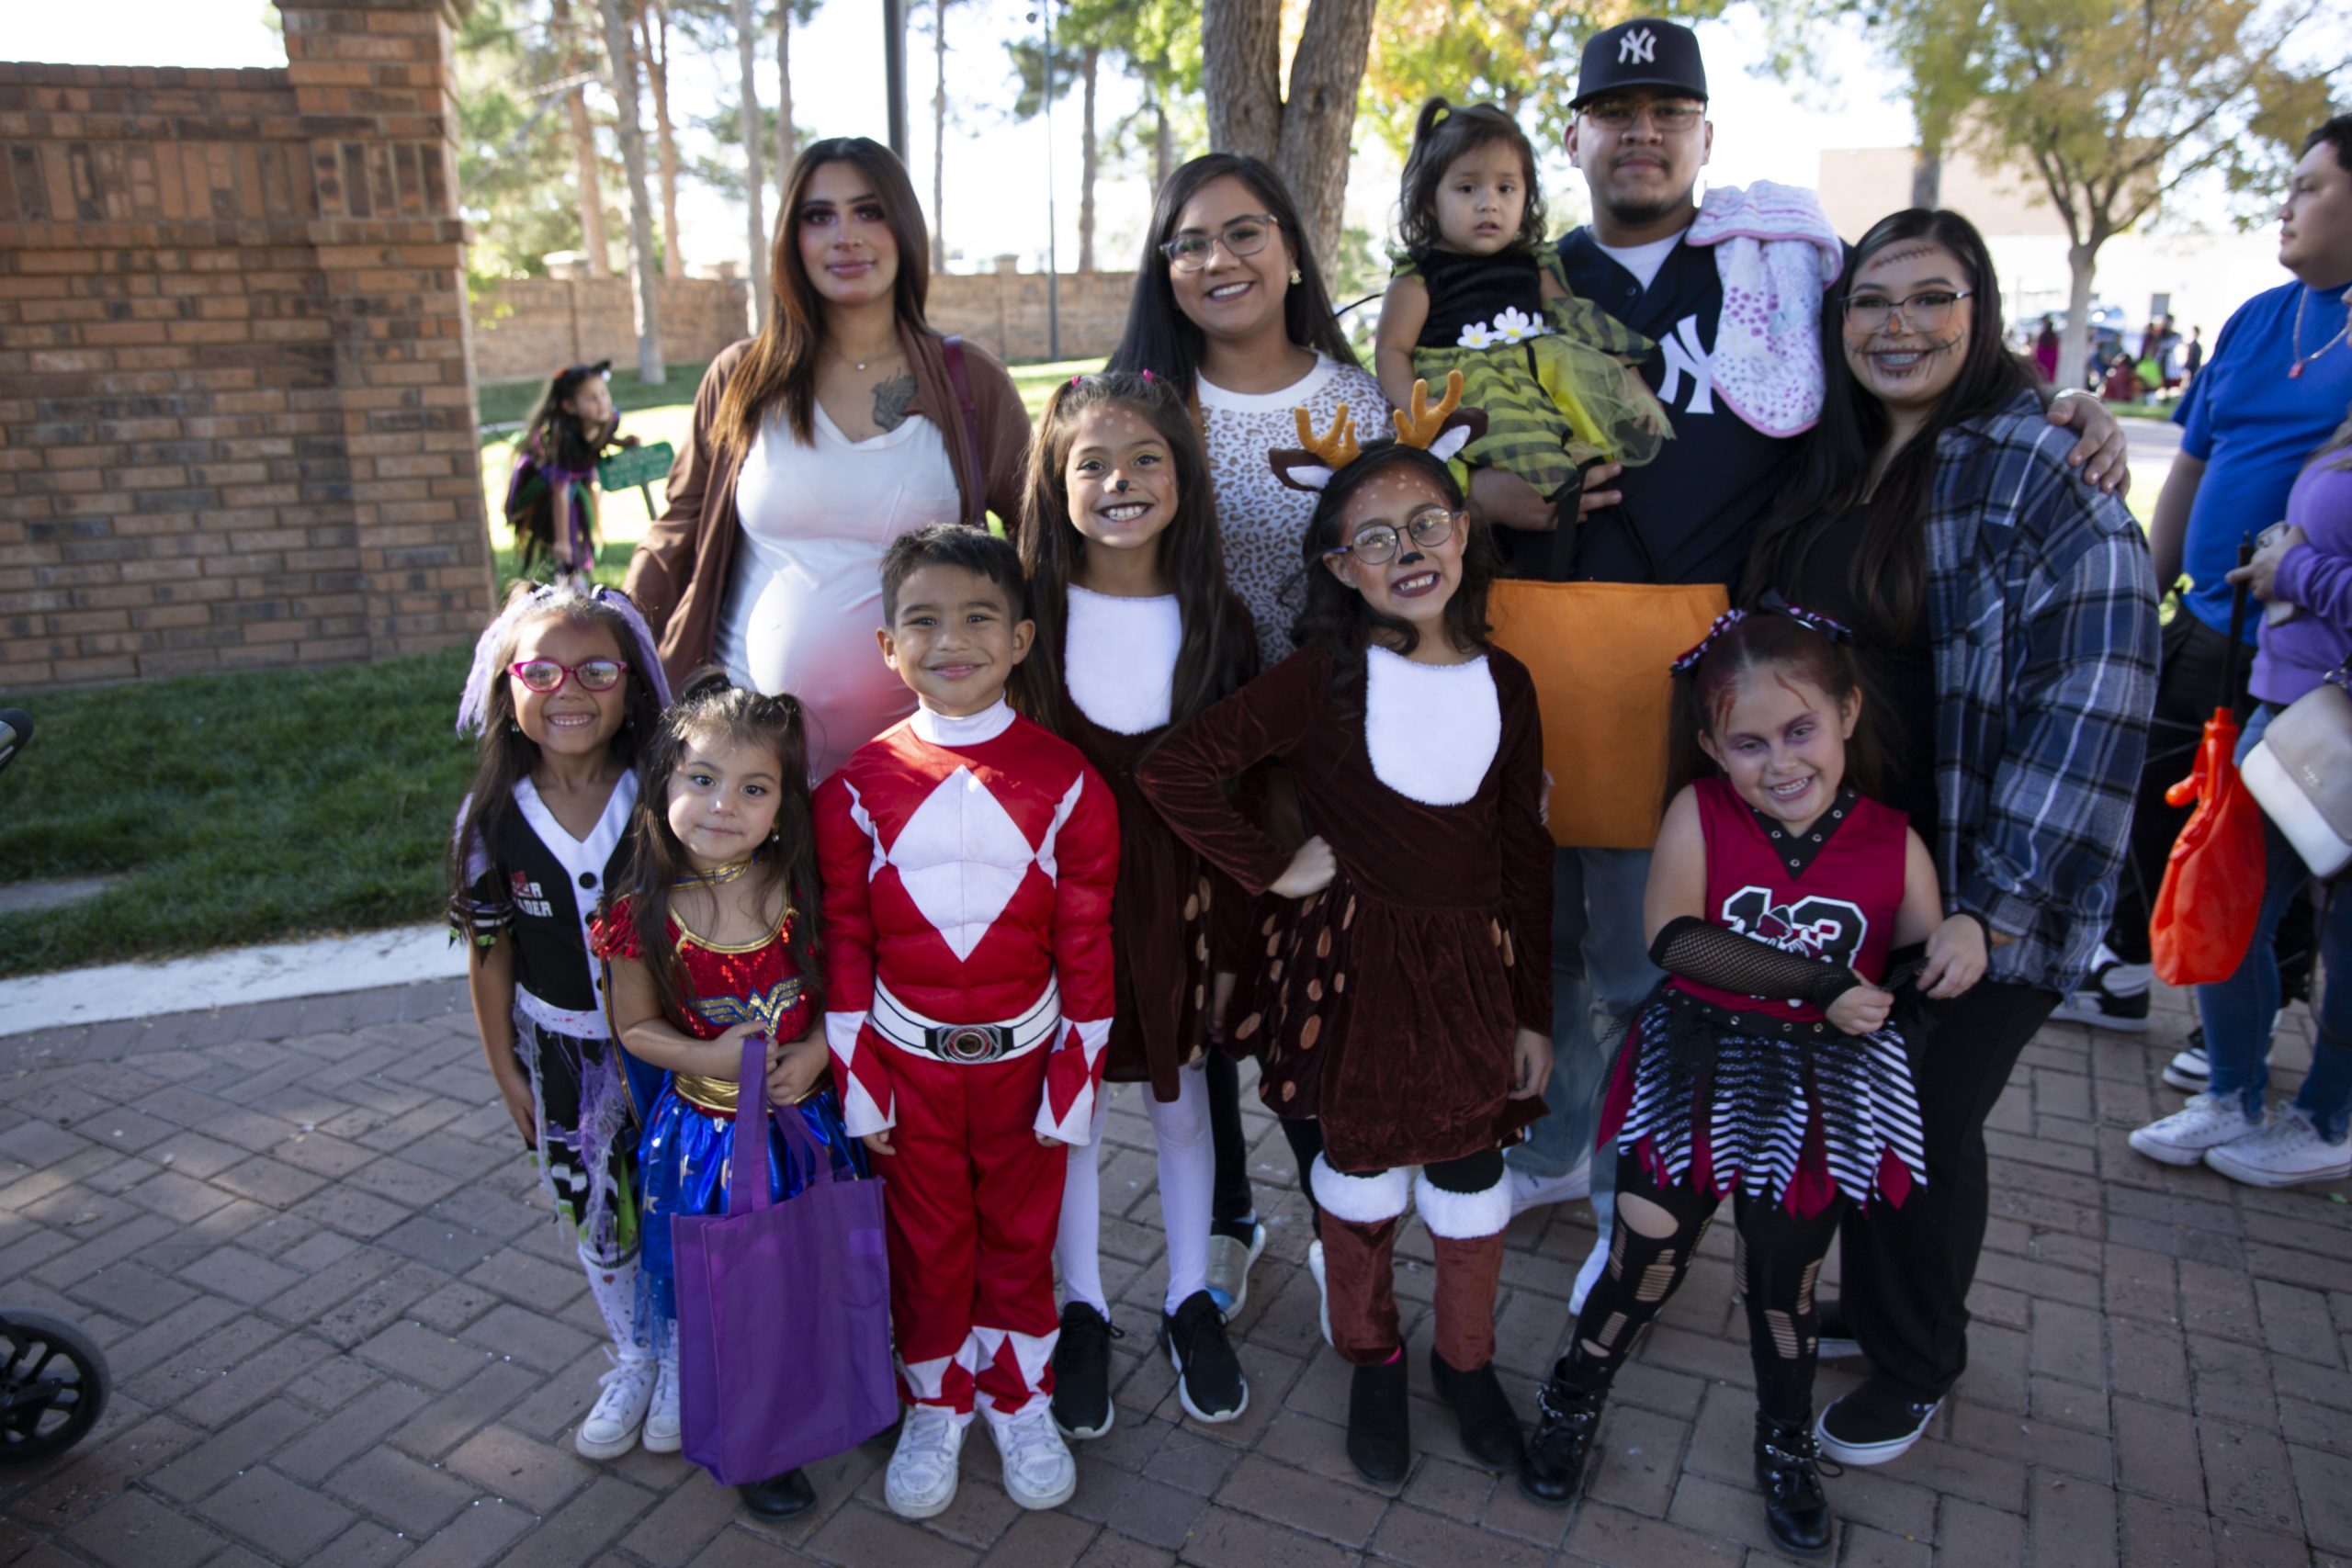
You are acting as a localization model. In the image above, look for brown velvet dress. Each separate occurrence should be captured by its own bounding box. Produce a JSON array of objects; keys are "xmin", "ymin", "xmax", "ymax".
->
[{"xmin": 1137, "ymin": 642, "xmax": 1555, "ymax": 1172}]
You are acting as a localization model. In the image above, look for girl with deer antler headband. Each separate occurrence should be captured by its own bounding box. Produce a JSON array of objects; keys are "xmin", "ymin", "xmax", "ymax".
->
[{"xmin": 1139, "ymin": 373, "xmax": 1556, "ymax": 1489}]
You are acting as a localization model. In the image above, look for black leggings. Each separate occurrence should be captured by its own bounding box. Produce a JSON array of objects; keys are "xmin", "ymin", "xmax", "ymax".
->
[{"xmin": 1564, "ymin": 1149, "xmax": 1847, "ymax": 1423}]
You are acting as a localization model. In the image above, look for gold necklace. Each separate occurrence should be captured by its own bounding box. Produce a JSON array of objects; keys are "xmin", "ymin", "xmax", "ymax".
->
[
  {"xmin": 677, "ymin": 859, "xmax": 753, "ymax": 887},
  {"xmin": 2289, "ymin": 284, "xmax": 2348, "ymax": 379}
]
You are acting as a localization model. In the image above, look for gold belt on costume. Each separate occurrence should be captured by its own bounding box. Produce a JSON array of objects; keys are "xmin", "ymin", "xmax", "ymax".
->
[{"xmin": 675, "ymin": 1074, "xmax": 739, "ymax": 1113}]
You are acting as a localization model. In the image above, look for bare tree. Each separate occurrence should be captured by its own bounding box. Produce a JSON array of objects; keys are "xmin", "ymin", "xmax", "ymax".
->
[
  {"xmin": 1199, "ymin": 0, "xmax": 1374, "ymax": 268},
  {"xmin": 637, "ymin": 0, "xmax": 685, "ymax": 276},
  {"xmin": 1077, "ymin": 44, "xmax": 1099, "ymax": 271},
  {"xmin": 597, "ymin": 0, "xmax": 667, "ymax": 380},
  {"xmin": 552, "ymin": 0, "xmax": 611, "ymax": 276},
  {"xmin": 778, "ymin": 0, "xmax": 820, "ymax": 199},
  {"xmin": 928, "ymin": 0, "xmax": 960, "ymax": 272},
  {"xmin": 732, "ymin": 0, "xmax": 773, "ymax": 327}
]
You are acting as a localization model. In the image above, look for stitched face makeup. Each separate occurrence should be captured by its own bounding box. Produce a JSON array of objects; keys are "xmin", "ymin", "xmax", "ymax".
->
[
  {"xmin": 1840, "ymin": 242, "xmax": 1973, "ymax": 418},
  {"xmin": 1064, "ymin": 404, "xmax": 1178, "ymax": 558}
]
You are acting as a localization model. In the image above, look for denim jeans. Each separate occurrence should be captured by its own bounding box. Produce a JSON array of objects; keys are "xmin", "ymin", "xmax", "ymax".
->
[
  {"xmin": 1510, "ymin": 845, "xmax": 1662, "ymax": 1211},
  {"xmin": 2198, "ymin": 704, "xmax": 2352, "ymax": 1142}
]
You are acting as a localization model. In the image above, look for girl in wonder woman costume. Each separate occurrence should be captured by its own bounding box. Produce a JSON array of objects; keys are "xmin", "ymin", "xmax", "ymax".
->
[{"xmin": 593, "ymin": 675, "xmax": 866, "ymax": 1521}]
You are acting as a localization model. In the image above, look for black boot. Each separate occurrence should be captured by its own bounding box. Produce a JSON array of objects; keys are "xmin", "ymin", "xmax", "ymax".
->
[
  {"xmin": 1518, "ymin": 1363, "xmax": 1607, "ymax": 1506},
  {"xmin": 738, "ymin": 1467, "xmax": 816, "ymax": 1518},
  {"xmin": 1345, "ymin": 1356, "xmax": 1412, "ymax": 1484},
  {"xmin": 1755, "ymin": 1412, "xmax": 1834, "ymax": 1557},
  {"xmin": 1429, "ymin": 1347, "xmax": 1525, "ymax": 1472}
]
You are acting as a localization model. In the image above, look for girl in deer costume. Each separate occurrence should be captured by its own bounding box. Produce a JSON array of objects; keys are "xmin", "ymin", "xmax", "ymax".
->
[{"xmin": 1139, "ymin": 374, "xmax": 1555, "ymax": 1485}]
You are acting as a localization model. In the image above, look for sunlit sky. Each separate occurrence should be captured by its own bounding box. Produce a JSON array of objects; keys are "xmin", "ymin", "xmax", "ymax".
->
[{"xmin": 11, "ymin": 0, "xmax": 1927, "ymax": 276}]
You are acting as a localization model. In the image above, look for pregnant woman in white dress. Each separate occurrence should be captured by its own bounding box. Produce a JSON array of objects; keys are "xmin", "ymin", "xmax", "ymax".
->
[{"xmin": 626, "ymin": 136, "xmax": 1030, "ymax": 782}]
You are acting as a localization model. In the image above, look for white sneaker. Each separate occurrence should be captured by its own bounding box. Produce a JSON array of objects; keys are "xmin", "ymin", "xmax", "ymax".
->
[
  {"xmin": 2203, "ymin": 1109, "xmax": 2352, "ymax": 1188},
  {"xmin": 2128, "ymin": 1093, "xmax": 2265, "ymax": 1166},
  {"xmin": 1306, "ymin": 1237, "xmax": 1332, "ymax": 1348},
  {"xmin": 885, "ymin": 1404, "xmax": 968, "ymax": 1520},
  {"xmin": 1507, "ymin": 1156, "xmax": 1592, "ymax": 1216},
  {"xmin": 640, "ymin": 1349, "xmax": 681, "ymax": 1453},
  {"xmin": 2047, "ymin": 946, "xmax": 2154, "ymax": 1033},
  {"xmin": 986, "ymin": 1401, "xmax": 1078, "ymax": 1510},
  {"xmin": 574, "ymin": 1350, "xmax": 656, "ymax": 1460}
]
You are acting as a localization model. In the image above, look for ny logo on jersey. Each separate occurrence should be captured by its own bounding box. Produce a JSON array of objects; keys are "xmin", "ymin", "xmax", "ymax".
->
[
  {"xmin": 691, "ymin": 976, "xmax": 806, "ymax": 1034},
  {"xmin": 1655, "ymin": 314, "xmax": 1715, "ymax": 414},
  {"xmin": 1619, "ymin": 28, "xmax": 1657, "ymax": 63},
  {"xmin": 1721, "ymin": 886, "xmax": 1867, "ymax": 968}
]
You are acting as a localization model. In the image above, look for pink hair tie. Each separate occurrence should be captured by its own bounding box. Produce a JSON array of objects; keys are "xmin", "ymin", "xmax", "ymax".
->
[
  {"xmin": 1141, "ymin": 368, "xmax": 1153, "ymax": 382},
  {"xmin": 1070, "ymin": 374, "xmax": 1083, "ymax": 386}
]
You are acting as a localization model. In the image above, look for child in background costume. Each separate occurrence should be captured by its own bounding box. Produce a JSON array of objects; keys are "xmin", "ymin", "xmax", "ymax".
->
[
  {"xmin": 593, "ymin": 676, "xmax": 865, "ymax": 1522},
  {"xmin": 448, "ymin": 581, "xmax": 673, "ymax": 1461},
  {"xmin": 1013, "ymin": 371, "xmax": 1258, "ymax": 1436},
  {"xmin": 815, "ymin": 525, "xmax": 1121, "ymax": 1520},
  {"xmin": 1517, "ymin": 604, "xmax": 1988, "ymax": 1556},
  {"xmin": 506, "ymin": 360, "xmax": 635, "ymax": 584},
  {"xmin": 1374, "ymin": 98, "xmax": 1669, "ymax": 531},
  {"xmin": 1139, "ymin": 376, "xmax": 1555, "ymax": 1486}
]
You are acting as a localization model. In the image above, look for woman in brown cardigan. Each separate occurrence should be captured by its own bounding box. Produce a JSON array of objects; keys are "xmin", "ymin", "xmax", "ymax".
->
[{"xmin": 624, "ymin": 137, "xmax": 1031, "ymax": 782}]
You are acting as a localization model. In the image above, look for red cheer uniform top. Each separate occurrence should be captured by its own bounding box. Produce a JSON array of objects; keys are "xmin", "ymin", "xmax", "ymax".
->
[
  {"xmin": 814, "ymin": 699, "xmax": 1120, "ymax": 1145},
  {"xmin": 1678, "ymin": 777, "xmax": 1906, "ymax": 1021}
]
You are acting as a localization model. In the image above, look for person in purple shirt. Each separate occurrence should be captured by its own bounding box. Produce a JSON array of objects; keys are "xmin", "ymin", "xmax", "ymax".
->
[{"xmin": 2127, "ymin": 408, "xmax": 2352, "ymax": 1185}]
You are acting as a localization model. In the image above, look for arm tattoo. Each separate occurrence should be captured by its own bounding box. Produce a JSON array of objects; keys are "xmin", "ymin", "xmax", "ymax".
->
[{"xmin": 872, "ymin": 371, "xmax": 918, "ymax": 432}]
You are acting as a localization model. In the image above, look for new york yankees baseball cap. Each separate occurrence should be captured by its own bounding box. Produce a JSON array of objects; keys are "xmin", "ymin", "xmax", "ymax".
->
[{"xmin": 1570, "ymin": 18, "xmax": 1708, "ymax": 107}]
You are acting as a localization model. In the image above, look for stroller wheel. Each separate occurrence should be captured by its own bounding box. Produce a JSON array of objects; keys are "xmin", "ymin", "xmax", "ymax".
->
[{"xmin": 0, "ymin": 1310, "xmax": 111, "ymax": 1463}]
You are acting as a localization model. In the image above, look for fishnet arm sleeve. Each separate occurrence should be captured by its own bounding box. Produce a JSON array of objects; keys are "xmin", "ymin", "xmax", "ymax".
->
[{"xmin": 1647, "ymin": 916, "xmax": 1862, "ymax": 1007}]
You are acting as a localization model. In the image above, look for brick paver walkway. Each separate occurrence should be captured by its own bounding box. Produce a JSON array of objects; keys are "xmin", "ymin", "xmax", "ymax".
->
[{"xmin": 1, "ymin": 980, "xmax": 2347, "ymax": 1567}]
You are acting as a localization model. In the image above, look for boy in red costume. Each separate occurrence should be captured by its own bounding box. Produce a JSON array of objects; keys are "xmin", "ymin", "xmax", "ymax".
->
[{"xmin": 815, "ymin": 525, "xmax": 1119, "ymax": 1520}]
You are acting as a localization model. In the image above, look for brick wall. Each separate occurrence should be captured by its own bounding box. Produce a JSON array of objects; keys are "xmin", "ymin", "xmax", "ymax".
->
[
  {"xmin": 0, "ymin": 0, "xmax": 494, "ymax": 691},
  {"xmin": 470, "ymin": 275, "xmax": 752, "ymax": 386},
  {"xmin": 927, "ymin": 259, "xmax": 1135, "ymax": 363}
]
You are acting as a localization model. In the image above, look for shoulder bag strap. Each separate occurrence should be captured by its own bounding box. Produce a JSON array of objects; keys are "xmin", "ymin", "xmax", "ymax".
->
[{"xmin": 941, "ymin": 334, "xmax": 987, "ymax": 528}]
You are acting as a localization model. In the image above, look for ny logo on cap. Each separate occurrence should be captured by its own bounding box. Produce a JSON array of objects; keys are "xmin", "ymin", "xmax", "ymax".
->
[{"xmin": 1619, "ymin": 27, "xmax": 1657, "ymax": 63}]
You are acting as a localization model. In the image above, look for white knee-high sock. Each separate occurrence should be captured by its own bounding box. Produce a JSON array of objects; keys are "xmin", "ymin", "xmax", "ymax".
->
[
  {"xmin": 578, "ymin": 1242, "xmax": 650, "ymax": 1360},
  {"xmin": 1149, "ymin": 1064, "xmax": 1215, "ymax": 1314},
  {"xmin": 1054, "ymin": 1094, "xmax": 1114, "ymax": 1315}
]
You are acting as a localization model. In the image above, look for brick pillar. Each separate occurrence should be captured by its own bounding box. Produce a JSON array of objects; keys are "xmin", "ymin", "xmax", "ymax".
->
[{"xmin": 279, "ymin": 0, "xmax": 494, "ymax": 660}]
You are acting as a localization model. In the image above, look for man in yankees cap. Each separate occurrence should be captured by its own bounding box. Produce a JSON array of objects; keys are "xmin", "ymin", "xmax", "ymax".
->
[{"xmin": 1500, "ymin": 13, "xmax": 2135, "ymax": 1504}]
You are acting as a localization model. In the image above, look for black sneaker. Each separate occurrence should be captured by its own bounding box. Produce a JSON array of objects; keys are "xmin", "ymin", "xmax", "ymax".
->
[
  {"xmin": 1815, "ymin": 1375, "xmax": 1941, "ymax": 1466},
  {"xmin": 1051, "ymin": 1301, "xmax": 1122, "ymax": 1440},
  {"xmin": 1814, "ymin": 1297, "xmax": 1862, "ymax": 1361},
  {"xmin": 1519, "ymin": 1365, "xmax": 1608, "ymax": 1506},
  {"xmin": 1159, "ymin": 1290, "xmax": 1248, "ymax": 1424},
  {"xmin": 2047, "ymin": 957, "xmax": 2153, "ymax": 1032},
  {"xmin": 2163, "ymin": 1028, "xmax": 2211, "ymax": 1092}
]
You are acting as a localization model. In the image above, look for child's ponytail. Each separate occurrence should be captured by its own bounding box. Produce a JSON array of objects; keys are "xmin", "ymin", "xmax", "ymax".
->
[{"xmin": 1396, "ymin": 96, "xmax": 1546, "ymax": 258}]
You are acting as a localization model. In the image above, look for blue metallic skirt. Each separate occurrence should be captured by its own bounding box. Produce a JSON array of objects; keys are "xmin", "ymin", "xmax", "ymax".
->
[{"xmin": 638, "ymin": 1082, "xmax": 866, "ymax": 1331}]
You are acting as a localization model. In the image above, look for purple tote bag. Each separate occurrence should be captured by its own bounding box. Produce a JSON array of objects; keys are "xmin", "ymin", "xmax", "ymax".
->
[{"xmin": 673, "ymin": 1036, "xmax": 897, "ymax": 1485}]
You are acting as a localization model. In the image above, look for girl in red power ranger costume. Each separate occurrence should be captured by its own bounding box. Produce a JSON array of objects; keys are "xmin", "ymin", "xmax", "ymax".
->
[
  {"xmin": 1138, "ymin": 375, "xmax": 1555, "ymax": 1488},
  {"xmin": 1013, "ymin": 370, "xmax": 1259, "ymax": 1438},
  {"xmin": 594, "ymin": 676, "xmax": 867, "ymax": 1522}
]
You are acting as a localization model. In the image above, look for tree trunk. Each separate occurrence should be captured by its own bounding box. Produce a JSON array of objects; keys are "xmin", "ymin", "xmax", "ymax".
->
[
  {"xmin": 931, "ymin": 1, "xmax": 948, "ymax": 272},
  {"xmin": 1078, "ymin": 46, "xmax": 1099, "ymax": 273},
  {"xmin": 597, "ymin": 0, "xmax": 666, "ymax": 382},
  {"xmin": 1153, "ymin": 89, "xmax": 1172, "ymax": 192},
  {"xmin": 2062, "ymin": 241, "xmax": 2098, "ymax": 395},
  {"xmin": 777, "ymin": 0, "xmax": 797, "ymax": 200},
  {"xmin": 640, "ymin": 0, "xmax": 684, "ymax": 277},
  {"xmin": 732, "ymin": 0, "xmax": 770, "ymax": 330},
  {"xmin": 553, "ymin": 0, "xmax": 609, "ymax": 276},
  {"xmin": 1271, "ymin": 0, "xmax": 1376, "ymax": 274},
  {"xmin": 1910, "ymin": 143, "xmax": 1943, "ymax": 211},
  {"xmin": 1200, "ymin": 0, "xmax": 1281, "ymax": 161}
]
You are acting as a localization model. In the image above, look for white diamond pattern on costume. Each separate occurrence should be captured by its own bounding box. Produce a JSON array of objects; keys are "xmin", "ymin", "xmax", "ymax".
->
[{"xmin": 887, "ymin": 767, "xmax": 1037, "ymax": 962}]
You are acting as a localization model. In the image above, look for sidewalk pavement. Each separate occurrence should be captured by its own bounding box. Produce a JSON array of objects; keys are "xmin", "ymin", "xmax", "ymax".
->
[{"xmin": 1, "ymin": 977, "xmax": 2346, "ymax": 1567}]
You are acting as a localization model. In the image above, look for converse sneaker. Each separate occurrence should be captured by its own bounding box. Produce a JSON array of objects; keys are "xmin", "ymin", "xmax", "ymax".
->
[
  {"xmin": 1050, "ymin": 1301, "xmax": 1121, "ymax": 1440},
  {"xmin": 1160, "ymin": 1290, "xmax": 1248, "ymax": 1423},
  {"xmin": 2127, "ymin": 1092, "xmax": 2265, "ymax": 1166},
  {"xmin": 884, "ymin": 1403, "xmax": 967, "ymax": 1520},
  {"xmin": 2048, "ymin": 951, "xmax": 2153, "ymax": 1032},
  {"xmin": 1506, "ymin": 1154, "xmax": 1592, "ymax": 1216},
  {"xmin": 574, "ymin": 1350, "xmax": 657, "ymax": 1460},
  {"xmin": 1306, "ymin": 1237, "xmax": 1332, "ymax": 1347},
  {"xmin": 2163, "ymin": 1030, "xmax": 2211, "ymax": 1092},
  {"xmin": 640, "ymin": 1349, "xmax": 682, "ymax": 1453},
  {"xmin": 988, "ymin": 1401, "xmax": 1079, "ymax": 1510},
  {"xmin": 1204, "ymin": 1217, "xmax": 1267, "ymax": 1315},
  {"xmin": 2203, "ymin": 1109, "xmax": 2352, "ymax": 1188},
  {"xmin": 1816, "ymin": 1376, "xmax": 1941, "ymax": 1466}
]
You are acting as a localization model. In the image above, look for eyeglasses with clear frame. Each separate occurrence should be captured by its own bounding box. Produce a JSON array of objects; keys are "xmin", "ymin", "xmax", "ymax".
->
[
  {"xmin": 508, "ymin": 657, "xmax": 629, "ymax": 694},
  {"xmin": 1325, "ymin": 506, "xmax": 1457, "ymax": 567},
  {"xmin": 1577, "ymin": 97, "xmax": 1705, "ymax": 133},
  {"xmin": 1842, "ymin": 288, "xmax": 1974, "ymax": 334},
  {"xmin": 1159, "ymin": 214, "xmax": 1282, "ymax": 273}
]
